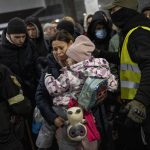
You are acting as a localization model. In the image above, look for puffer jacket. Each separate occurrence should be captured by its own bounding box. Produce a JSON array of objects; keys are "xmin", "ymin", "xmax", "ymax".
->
[{"xmin": 45, "ymin": 57, "xmax": 117, "ymax": 106}]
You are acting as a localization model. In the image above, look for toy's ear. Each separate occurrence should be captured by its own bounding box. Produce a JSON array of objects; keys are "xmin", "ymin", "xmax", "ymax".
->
[{"xmin": 81, "ymin": 119, "xmax": 86, "ymax": 124}]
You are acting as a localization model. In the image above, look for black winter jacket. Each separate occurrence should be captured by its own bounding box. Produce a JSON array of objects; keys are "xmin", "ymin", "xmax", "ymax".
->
[
  {"xmin": 0, "ymin": 64, "xmax": 31, "ymax": 143},
  {"xmin": 0, "ymin": 30, "xmax": 38, "ymax": 105},
  {"xmin": 100, "ymin": 10, "xmax": 150, "ymax": 106},
  {"xmin": 35, "ymin": 54, "xmax": 61, "ymax": 125},
  {"xmin": 0, "ymin": 29, "xmax": 37, "ymax": 81}
]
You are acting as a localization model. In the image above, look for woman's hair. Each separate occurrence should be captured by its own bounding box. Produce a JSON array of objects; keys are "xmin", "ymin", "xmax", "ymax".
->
[
  {"xmin": 86, "ymin": 14, "xmax": 93, "ymax": 22},
  {"xmin": 51, "ymin": 30, "xmax": 75, "ymax": 43}
]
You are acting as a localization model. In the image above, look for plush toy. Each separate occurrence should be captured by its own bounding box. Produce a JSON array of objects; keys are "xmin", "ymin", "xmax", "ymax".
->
[{"xmin": 66, "ymin": 107, "xmax": 87, "ymax": 141}]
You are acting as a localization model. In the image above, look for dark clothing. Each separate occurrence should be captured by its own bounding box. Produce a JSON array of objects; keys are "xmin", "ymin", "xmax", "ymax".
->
[
  {"xmin": 0, "ymin": 64, "xmax": 32, "ymax": 150},
  {"xmin": 116, "ymin": 123, "xmax": 147, "ymax": 150},
  {"xmin": 0, "ymin": 29, "xmax": 37, "ymax": 105},
  {"xmin": 25, "ymin": 16, "xmax": 48, "ymax": 57},
  {"xmin": 98, "ymin": 50, "xmax": 120, "ymax": 65},
  {"xmin": 87, "ymin": 11, "xmax": 112, "ymax": 56},
  {"xmin": 124, "ymin": 14, "xmax": 150, "ymax": 149},
  {"xmin": 0, "ymin": 30, "xmax": 37, "ymax": 79},
  {"xmin": 100, "ymin": 11, "xmax": 150, "ymax": 107},
  {"xmin": 120, "ymin": 11, "xmax": 150, "ymax": 107},
  {"xmin": 35, "ymin": 54, "xmax": 61, "ymax": 125},
  {"xmin": 103, "ymin": 8, "xmax": 150, "ymax": 150}
]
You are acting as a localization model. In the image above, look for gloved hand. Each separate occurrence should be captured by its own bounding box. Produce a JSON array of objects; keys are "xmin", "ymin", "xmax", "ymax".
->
[{"xmin": 125, "ymin": 100, "xmax": 146, "ymax": 124}]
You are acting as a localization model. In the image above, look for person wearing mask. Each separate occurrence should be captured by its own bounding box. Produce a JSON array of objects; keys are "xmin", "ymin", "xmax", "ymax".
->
[
  {"xmin": 0, "ymin": 64, "xmax": 32, "ymax": 150},
  {"xmin": 87, "ymin": 10, "xmax": 118, "ymax": 150},
  {"xmin": 87, "ymin": 11, "xmax": 112, "ymax": 57},
  {"xmin": 102, "ymin": 0, "xmax": 150, "ymax": 149}
]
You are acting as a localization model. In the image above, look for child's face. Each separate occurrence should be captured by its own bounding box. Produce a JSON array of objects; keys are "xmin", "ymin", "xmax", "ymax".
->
[{"xmin": 66, "ymin": 57, "xmax": 77, "ymax": 66}]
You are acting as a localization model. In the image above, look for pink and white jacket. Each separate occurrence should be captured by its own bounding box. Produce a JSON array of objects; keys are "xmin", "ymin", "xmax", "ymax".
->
[{"xmin": 45, "ymin": 57, "xmax": 117, "ymax": 106}]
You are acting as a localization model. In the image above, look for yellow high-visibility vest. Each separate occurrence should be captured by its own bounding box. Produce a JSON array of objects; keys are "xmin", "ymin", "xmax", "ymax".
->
[{"xmin": 120, "ymin": 26, "xmax": 150, "ymax": 100}]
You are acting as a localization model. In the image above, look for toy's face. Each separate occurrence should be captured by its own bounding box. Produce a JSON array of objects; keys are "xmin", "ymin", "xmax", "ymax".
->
[
  {"xmin": 67, "ymin": 107, "xmax": 83, "ymax": 125},
  {"xmin": 67, "ymin": 123, "xmax": 87, "ymax": 141}
]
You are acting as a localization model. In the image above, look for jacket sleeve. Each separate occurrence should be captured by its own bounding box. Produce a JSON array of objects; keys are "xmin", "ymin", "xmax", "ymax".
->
[
  {"xmin": 0, "ymin": 64, "xmax": 32, "ymax": 117},
  {"xmin": 35, "ymin": 73, "xmax": 58, "ymax": 125},
  {"xmin": 128, "ymin": 28, "xmax": 150, "ymax": 106},
  {"xmin": 94, "ymin": 49, "xmax": 120, "ymax": 65},
  {"xmin": 44, "ymin": 71, "xmax": 70, "ymax": 96}
]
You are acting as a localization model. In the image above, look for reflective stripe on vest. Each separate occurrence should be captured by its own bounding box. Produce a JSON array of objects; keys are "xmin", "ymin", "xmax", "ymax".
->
[
  {"xmin": 120, "ymin": 26, "xmax": 150, "ymax": 100},
  {"xmin": 120, "ymin": 64, "xmax": 141, "ymax": 73},
  {"xmin": 121, "ymin": 81, "xmax": 139, "ymax": 89},
  {"xmin": 8, "ymin": 94, "xmax": 24, "ymax": 105}
]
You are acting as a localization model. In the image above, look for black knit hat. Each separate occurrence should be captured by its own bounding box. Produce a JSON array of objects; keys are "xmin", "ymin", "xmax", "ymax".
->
[
  {"xmin": 7, "ymin": 17, "xmax": 27, "ymax": 34},
  {"xmin": 57, "ymin": 20, "xmax": 75, "ymax": 36}
]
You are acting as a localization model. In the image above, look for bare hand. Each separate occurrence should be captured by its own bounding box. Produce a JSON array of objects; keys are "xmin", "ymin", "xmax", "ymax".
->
[{"xmin": 54, "ymin": 116, "xmax": 65, "ymax": 128}]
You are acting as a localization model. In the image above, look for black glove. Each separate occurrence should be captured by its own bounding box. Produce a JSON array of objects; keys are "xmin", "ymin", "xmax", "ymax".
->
[{"xmin": 125, "ymin": 100, "xmax": 146, "ymax": 124}]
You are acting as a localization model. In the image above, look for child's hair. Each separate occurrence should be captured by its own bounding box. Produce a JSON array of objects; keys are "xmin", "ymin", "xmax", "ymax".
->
[{"xmin": 51, "ymin": 30, "xmax": 75, "ymax": 44}]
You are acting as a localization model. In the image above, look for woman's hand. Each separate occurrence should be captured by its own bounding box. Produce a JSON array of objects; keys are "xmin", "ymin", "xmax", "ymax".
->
[{"xmin": 54, "ymin": 116, "xmax": 65, "ymax": 128}]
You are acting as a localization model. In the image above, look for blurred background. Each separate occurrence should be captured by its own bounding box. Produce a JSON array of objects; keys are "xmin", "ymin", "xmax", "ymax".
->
[{"xmin": 0, "ymin": 0, "xmax": 149, "ymax": 37}]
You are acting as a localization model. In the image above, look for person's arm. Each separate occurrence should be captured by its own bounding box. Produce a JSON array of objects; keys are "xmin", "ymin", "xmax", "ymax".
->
[
  {"xmin": 0, "ymin": 64, "xmax": 32, "ymax": 117},
  {"xmin": 44, "ymin": 70, "xmax": 70, "ymax": 95},
  {"xmin": 128, "ymin": 28, "xmax": 150, "ymax": 106},
  {"xmin": 35, "ymin": 73, "xmax": 58, "ymax": 125}
]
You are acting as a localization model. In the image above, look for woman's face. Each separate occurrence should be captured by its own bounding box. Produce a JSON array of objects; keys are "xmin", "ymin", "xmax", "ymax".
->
[{"xmin": 52, "ymin": 40, "xmax": 72, "ymax": 61}]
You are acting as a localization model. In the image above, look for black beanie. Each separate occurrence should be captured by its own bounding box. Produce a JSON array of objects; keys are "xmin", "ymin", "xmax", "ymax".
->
[
  {"xmin": 7, "ymin": 17, "xmax": 27, "ymax": 34},
  {"xmin": 57, "ymin": 20, "xmax": 75, "ymax": 36}
]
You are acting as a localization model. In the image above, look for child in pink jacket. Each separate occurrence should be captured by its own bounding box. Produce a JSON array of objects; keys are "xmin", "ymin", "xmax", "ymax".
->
[
  {"xmin": 45, "ymin": 35, "xmax": 117, "ymax": 107},
  {"xmin": 43, "ymin": 35, "xmax": 117, "ymax": 150}
]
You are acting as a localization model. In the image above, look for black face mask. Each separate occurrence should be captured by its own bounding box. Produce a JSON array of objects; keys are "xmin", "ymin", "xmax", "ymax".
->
[{"xmin": 110, "ymin": 7, "xmax": 138, "ymax": 29}]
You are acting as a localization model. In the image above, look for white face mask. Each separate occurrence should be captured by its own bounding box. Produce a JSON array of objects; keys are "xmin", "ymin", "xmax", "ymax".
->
[{"xmin": 95, "ymin": 29, "xmax": 107, "ymax": 39}]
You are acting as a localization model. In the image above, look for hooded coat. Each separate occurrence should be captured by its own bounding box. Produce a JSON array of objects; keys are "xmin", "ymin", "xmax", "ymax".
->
[
  {"xmin": 25, "ymin": 16, "xmax": 49, "ymax": 57},
  {"xmin": 87, "ymin": 11, "xmax": 112, "ymax": 56}
]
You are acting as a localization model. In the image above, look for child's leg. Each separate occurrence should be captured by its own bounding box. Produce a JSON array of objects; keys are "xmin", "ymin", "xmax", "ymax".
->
[{"xmin": 36, "ymin": 121, "xmax": 56, "ymax": 149}]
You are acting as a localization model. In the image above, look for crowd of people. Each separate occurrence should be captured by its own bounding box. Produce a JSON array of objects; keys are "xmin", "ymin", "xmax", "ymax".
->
[{"xmin": 1, "ymin": 0, "xmax": 150, "ymax": 150}]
